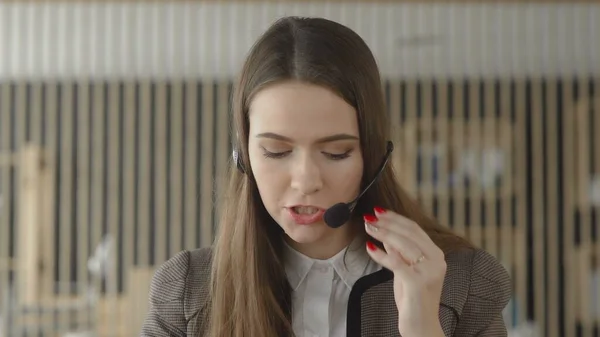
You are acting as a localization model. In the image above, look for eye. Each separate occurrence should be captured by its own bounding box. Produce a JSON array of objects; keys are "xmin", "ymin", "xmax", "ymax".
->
[
  {"xmin": 261, "ymin": 147, "xmax": 291, "ymax": 159},
  {"xmin": 323, "ymin": 149, "xmax": 353, "ymax": 160}
]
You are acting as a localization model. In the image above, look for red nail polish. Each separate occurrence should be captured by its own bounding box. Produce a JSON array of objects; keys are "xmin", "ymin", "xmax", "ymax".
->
[
  {"xmin": 366, "ymin": 241, "xmax": 377, "ymax": 251},
  {"xmin": 363, "ymin": 214, "xmax": 378, "ymax": 223},
  {"xmin": 374, "ymin": 206, "xmax": 386, "ymax": 214}
]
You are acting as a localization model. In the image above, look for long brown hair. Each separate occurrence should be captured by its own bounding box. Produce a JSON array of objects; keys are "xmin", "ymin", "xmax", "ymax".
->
[{"xmin": 205, "ymin": 16, "xmax": 472, "ymax": 337}]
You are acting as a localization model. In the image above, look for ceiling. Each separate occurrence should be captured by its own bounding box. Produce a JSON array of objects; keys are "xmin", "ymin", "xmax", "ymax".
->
[{"xmin": 0, "ymin": 2, "xmax": 598, "ymax": 79}]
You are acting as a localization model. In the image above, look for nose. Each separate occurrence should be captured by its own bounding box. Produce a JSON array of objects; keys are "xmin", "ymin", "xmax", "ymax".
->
[{"xmin": 290, "ymin": 152, "xmax": 323, "ymax": 195}]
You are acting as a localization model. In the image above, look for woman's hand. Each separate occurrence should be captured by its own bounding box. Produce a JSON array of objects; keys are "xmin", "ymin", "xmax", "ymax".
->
[{"xmin": 364, "ymin": 207, "xmax": 447, "ymax": 337}]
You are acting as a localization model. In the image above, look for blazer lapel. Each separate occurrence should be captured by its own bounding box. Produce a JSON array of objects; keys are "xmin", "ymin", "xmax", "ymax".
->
[
  {"xmin": 347, "ymin": 250, "xmax": 472, "ymax": 337},
  {"xmin": 347, "ymin": 269, "xmax": 396, "ymax": 337}
]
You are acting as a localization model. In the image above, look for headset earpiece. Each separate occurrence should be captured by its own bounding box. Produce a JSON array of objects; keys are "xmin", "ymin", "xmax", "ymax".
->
[{"xmin": 232, "ymin": 149, "xmax": 246, "ymax": 173}]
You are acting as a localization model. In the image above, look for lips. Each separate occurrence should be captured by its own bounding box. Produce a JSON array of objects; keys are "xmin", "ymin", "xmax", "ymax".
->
[{"xmin": 286, "ymin": 205, "xmax": 325, "ymax": 225}]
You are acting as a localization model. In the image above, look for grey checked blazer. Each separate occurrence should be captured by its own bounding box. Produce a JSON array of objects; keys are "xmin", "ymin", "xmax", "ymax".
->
[{"xmin": 140, "ymin": 246, "xmax": 511, "ymax": 336}]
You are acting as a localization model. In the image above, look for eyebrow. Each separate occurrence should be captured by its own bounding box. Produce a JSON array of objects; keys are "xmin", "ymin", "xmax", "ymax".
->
[{"xmin": 255, "ymin": 132, "xmax": 359, "ymax": 144}]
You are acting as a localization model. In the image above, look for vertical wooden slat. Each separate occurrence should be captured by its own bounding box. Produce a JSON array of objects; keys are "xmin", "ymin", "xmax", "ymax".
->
[
  {"xmin": 184, "ymin": 81, "xmax": 198, "ymax": 251},
  {"xmin": 30, "ymin": 83, "xmax": 50, "ymax": 315},
  {"xmin": 15, "ymin": 81, "xmax": 41, "ymax": 333},
  {"xmin": 0, "ymin": 83, "xmax": 12, "ymax": 336},
  {"xmin": 405, "ymin": 82, "xmax": 417, "ymax": 199},
  {"xmin": 483, "ymin": 80, "xmax": 498, "ymax": 256},
  {"xmin": 452, "ymin": 81, "xmax": 466, "ymax": 237},
  {"xmin": 18, "ymin": 145, "xmax": 43, "ymax": 333},
  {"xmin": 122, "ymin": 81, "xmax": 137, "ymax": 335},
  {"xmin": 399, "ymin": 81, "xmax": 416, "ymax": 196},
  {"xmin": 76, "ymin": 80, "xmax": 91, "ymax": 331},
  {"xmin": 41, "ymin": 82, "xmax": 57, "ymax": 336},
  {"xmin": 121, "ymin": 5, "xmax": 136, "ymax": 333},
  {"xmin": 200, "ymin": 82, "xmax": 214, "ymax": 248},
  {"xmin": 30, "ymin": 81, "xmax": 51, "ymax": 337},
  {"xmin": 90, "ymin": 82, "xmax": 105, "ymax": 332},
  {"xmin": 45, "ymin": 82, "xmax": 59, "ymax": 335},
  {"xmin": 57, "ymin": 81, "xmax": 73, "ymax": 335},
  {"xmin": 594, "ymin": 92, "xmax": 600, "ymax": 332},
  {"xmin": 499, "ymin": 80, "xmax": 514, "ymax": 327},
  {"xmin": 420, "ymin": 80, "xmax": 433, "ymax": 214},
  {"xmin": 30, "ymin": 83, "xmax": 42, "ymax": 145},
  {"xmin": 468, "ymin": 81, "xmax": 482, "ymax": 247},
  {"xmin": 14, "ymin": 82, "xmax": 32, "ymax": 336},
  {"xmin": 531, "ymin": 78, "xmax": 546, "ymax": 335},
  {"xmin": 389, "ymin": 81, "xmax": 405, "ymax": 191},
  {"xmin": 13, "ymin": 83, "xmax": 25, "ymax": 326},
  {"xmin": 169, "ymin": 81, "xmax": 183, "ymax": 257},
  {"xmin": 38, "ymin": 148, "xmax": 55, "ymax": 335},
  {"xmin": 137, "ymin": 81, "xmax": 151, "ymax": 267},
  {"xmin": 183, "ymin": 1, "xmax": 198, "ymax": 251},
  {"xmin": 16, "ymin": 87, "xmax": 38, "ymax": 336},
  {"xmin": 514, "ymin": 79, "xmax": 528, "ymax": 326},
  {"xmin": 545, "ymin": 79, "xmax": 559, "ymax": 337},
  {"xmin": 437, "ymin": 81, "xmax": 449, "ymax": 228},
  {"xmin": 106, "ymin": 80, "xmax": 120, "ymax": 335},
  {"xmin": 544, "ymin": 10, "xmax": 559, "ymax": 334},
  {"xmin": 154, "ymin": 81, "xmax": 168, "ymax": 265},
  {"xmin": 15, "ymin": 83, "xmax": 26, "ymax": 244},
  {"xmin": 562, "ymin": 78, "xmax": 576, "ymax": 337},
  {"xmin": 576, "ymin": 79, "xmax": 587, "ymax": 337},
  {"xmin": 576, "ymin": 77, "xmax": 592, "ymax": 337}
]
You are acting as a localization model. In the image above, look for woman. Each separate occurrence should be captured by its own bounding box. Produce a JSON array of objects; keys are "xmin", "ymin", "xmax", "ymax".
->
[{"xmin": 141, "ymin": 16, "xmax": 511, "ymax": 337}]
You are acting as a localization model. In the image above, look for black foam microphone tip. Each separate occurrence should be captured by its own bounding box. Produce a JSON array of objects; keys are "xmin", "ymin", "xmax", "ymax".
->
[{"xmin": 323, "ymin": 202, "xmax": 351, "ymax": 229}]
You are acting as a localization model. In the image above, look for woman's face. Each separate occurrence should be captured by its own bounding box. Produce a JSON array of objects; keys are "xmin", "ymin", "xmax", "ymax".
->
[{"xmin": 248, "ymin": 80, "xmax": 364, "ymax": 258}]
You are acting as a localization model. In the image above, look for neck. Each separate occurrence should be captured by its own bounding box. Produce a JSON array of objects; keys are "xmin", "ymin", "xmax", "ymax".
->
[{"xmin": 284, "ymin": 222, "xmax": 358, "ymax": 260}]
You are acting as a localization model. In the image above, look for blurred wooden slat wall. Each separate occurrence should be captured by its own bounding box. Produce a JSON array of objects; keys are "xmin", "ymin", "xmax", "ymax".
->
[{"xmin": 0, "ymin": 77, "xmax": 598, "ymax": 336}]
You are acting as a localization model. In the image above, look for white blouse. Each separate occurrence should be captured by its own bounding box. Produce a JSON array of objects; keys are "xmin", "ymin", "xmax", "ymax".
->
[{"xmin": 283, "ymin": 239, "xmax": 382, "ymax": 337}]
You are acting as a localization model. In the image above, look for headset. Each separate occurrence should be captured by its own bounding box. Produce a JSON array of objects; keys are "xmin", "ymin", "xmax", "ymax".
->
[{"xmin": 231, "ymin": 140, "xmax": 394, "ymax": 229}]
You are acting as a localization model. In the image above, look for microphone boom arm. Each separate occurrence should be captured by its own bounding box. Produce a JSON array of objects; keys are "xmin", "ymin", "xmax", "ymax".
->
[{"xmin": 348, "ymin": 141, "xmax": 394, "ymax": 211}]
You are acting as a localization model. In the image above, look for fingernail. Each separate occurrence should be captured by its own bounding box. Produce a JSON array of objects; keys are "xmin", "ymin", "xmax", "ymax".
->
[
  {"xmin": 363, "ymin": 214, "xmax": 378, "ymax": 223},
  {"xmin": 366, "ymin": 241, "xmax": 377, "ymax": 251},
  {"xmin": 374, "ymin": 206, "xmax": 386, "ymax": 214}
]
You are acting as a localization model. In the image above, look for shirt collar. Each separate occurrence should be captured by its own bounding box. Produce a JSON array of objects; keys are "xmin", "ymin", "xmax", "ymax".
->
[{"xmin": 282, "ymin": 236, "xmax": 373, "ymax": 291}]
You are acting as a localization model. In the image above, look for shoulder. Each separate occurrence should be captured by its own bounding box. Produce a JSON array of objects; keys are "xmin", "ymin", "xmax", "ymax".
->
[
  {"xmin": 442, "ymin": 247, "xmax": 512, "ymax": 335},
  {"xmin": 141, "ymin": 247, "xmax": 213, "ymax": 336},
  {"xmin": 185, "ymin": 247, "xmax": 214, "ymax": 314},
  {"xmin": 147, "ymin": 250, "xmax": 191, "ymax": 308},
  {"xmin": 444, "ymin": 247, "xmax": 512, "ymax": 303}
]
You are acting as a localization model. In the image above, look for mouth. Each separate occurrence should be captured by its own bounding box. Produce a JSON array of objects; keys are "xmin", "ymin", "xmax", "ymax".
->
[{"xmin": 288, "ymin": 205, "xmax": 324, "ymax": 215}]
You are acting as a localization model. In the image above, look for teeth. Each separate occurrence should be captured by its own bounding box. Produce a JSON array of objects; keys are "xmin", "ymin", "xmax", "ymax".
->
[{"xmin": 294, "ymin": 206, "xmax": 319, "ymax": 215}]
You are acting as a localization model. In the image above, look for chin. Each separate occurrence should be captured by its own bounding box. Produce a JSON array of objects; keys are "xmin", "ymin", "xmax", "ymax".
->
[{"xmin": 282, "ymin": 221, "xmax": 330, "ymax": 245}]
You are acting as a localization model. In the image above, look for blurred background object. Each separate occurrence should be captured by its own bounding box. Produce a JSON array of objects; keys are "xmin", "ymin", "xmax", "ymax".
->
[{"xmin": 0, "ymin": 0, "xmax": 598, "ymax": 336}]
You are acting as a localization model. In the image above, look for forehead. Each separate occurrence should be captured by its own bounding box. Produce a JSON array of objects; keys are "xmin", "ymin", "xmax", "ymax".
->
[{"xmin": 248, "ymin": 81, "xmax": 359, "ymax": 140}]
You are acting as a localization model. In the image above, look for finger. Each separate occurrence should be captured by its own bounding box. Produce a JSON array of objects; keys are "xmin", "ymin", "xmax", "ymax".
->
[
  {"xmin": 364, "ymin": 212, "xmax": 433, "ymax": 256},
  {"xmin": 370, "ymin": 209, "xmax": 442, "ymax": 258},
  {"xmin": 373, "ymin": 207, "xmax": 432, "ymax": 243},
  {"xmin": 376, "ymin": 217, "xmax": 439, "ymax": 259},
  {"xmin": 365, "ymin": 241, "xmax": 414, "ymax": 278},
  {"xmin": 364, "ymin": 219, "xmax": 423, "ymax": 264},
  {"xmin": 385, "ymin": 245, "xmax": 428, "ymax": 271}
]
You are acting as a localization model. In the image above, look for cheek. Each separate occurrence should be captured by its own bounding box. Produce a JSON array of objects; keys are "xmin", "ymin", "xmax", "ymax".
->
[
  {"xmin": 248, "ymin": 147, "xmax": 277, "ymax": 180},
  {"xmin": 248, "ymin": 150, "xmax": 286, "ymax": 203},
  {"xmin": 325, "ymin": 156, "xmax": 364, "ymax": 193}
]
